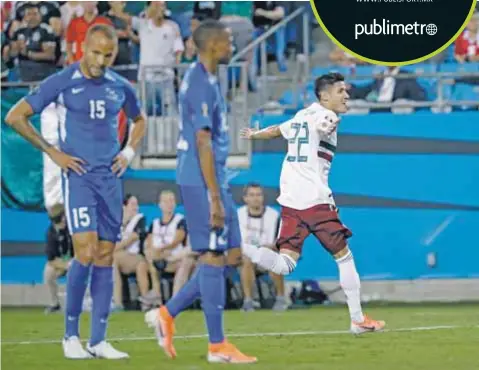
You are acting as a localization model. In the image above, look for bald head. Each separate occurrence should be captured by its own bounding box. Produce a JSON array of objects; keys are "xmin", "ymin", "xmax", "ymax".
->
[
  {"xmin": 82, "ymin": 24, "xmax": 118, "ymax": 78},
  {"xmin": 193, "ymin": 20, "xmax": 228, "ymax": 52},
  {"xmin": 86, "ymin": 24, "xmax": 118, "ymax": 44},
  {"xmin": 192, "ymin": 20, "xmax": 232, "ymax": 64}
]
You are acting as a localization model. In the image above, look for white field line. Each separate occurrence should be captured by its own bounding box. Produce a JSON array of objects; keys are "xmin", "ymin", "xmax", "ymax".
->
[{"xmin": 2, "ymin": 324, "xmax": 478, "ymax": 346}]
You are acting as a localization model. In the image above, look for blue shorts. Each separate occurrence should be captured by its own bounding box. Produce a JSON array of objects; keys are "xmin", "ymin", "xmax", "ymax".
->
[
  {"xmin": 62, "ymin": 171, "xmax": 123, "ymax": 242},
  {"xmin": 180, "ymin": 185, "xmax": 241, "ymax": 253}
]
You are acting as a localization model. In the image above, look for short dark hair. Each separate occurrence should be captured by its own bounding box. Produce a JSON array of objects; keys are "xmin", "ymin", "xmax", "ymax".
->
[
  {"xmin": 192, "ymin": 19, "xmax": 227, "ymax": 52},
  {"xmin": 314, "ymin": 72, "xmax": 345, "ymax": 100},
  {"xmin": 86, "ymin": 24, "xmax": 118, "ymax": 43},
  {"xmin": 123, "ymin": 193, "xmax": 134, "ymax": 206},
  {"xmin": 243, "ymin": 182, "xmax": 263, "ymax": 195},
  {"xmin": 23, "ymin": 3, "xmax": 40, "ymax": 12}
]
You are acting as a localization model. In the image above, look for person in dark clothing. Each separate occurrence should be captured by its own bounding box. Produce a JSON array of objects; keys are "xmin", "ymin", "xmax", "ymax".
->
[
  {"xmin": 252, "ymin": 2, "xmax": 287, "ymax": 71},
  {"xmin": 44, "ymin": 204, "xmax": 74, "ymax": 314},
  {"xmin": 9, "ymin": 3, "xmax": 59, "ymax": 82}
]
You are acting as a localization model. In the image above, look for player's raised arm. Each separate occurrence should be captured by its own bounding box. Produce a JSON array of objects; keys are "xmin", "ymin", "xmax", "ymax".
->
[{"xmin": 5, "ymin": 74, "xmax": 86, "ymax": 175}]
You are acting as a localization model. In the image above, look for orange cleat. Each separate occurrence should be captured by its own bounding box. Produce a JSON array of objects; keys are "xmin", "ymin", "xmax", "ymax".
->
[
  {"xmin": 144, "ymin": 307, "xmax": 177, "ymax": 359},
  {"xmin": 207, "ymin": 341, "xmax": 258, "ymax": 364},
  {"xmin": 350, "ymin": 314, "xmax": 386, "ymax": 335}
]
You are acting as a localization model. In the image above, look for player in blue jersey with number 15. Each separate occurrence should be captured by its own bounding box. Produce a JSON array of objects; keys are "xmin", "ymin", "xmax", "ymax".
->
[
  {"xmin": 5, "ymin": 24, "xmax": 146, "ymax": 360},
  {"xmin": 144, "ymin": 20, "xmax": 257, "ymax": 364}
]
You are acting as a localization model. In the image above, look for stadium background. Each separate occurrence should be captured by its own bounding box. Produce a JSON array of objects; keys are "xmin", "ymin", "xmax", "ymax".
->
[{"xmin": 2, "ymin": 1, "xmax": 479, "ymax": 305}]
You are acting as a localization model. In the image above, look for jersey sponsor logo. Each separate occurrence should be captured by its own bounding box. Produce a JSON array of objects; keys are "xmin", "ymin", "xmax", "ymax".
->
[
  {"xmin": 71, "ymin": 87, "xmax": 84, "ymax": 94},
  {"xmin": 105, "ymin": 87, "xmax": 122, "ymax": 102},
  {"xmin": 202, "ymin": 102, "xmax": 208, "ymax": 117}
]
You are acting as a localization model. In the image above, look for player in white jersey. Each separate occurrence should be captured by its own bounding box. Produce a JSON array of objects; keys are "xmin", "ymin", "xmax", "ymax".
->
[{"xmin": 240, "ymin": 73, "xmax": 385, "ymax": 334}]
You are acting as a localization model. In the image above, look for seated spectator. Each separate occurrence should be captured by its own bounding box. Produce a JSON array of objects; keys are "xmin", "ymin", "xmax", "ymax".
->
[
  {"xmin": 44, "ymin": 204, "xmax": 73, "ymax": 314},
  {"xmin": 9, "ymin": 3, "xmax": 58, "ymax": 81},
  {"xmin": 145, "ymin": 190, "xmax": 196, "ymax": 303},
  {"xmin": 121, "ymin": 1, "xmax": 184, "ymax": 116},
  {"xmin": 238, "ymin": 183, "xmax": 288, "ymax": 312},
  {"xmin": 349, "ymin": 66, "xmax": 427, "ymax": 102},
  {"xmin": 253, "ymin": 2, "xmax": 287, "ymax": 72},
  {"xmin": 65, "ymin": 1, "xmax": 112, "ymax": 64},
  {"xmin": 113, "ymin": 194, "xmax": 150, "ymax": 310},
  {"xmin": 454, "ymin": 12, "xmax": 479, "ymax": 63}
]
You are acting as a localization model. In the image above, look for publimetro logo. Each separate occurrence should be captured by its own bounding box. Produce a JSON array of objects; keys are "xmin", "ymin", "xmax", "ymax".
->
[
  {"xmin": 310, "ymin": 0, "xmax": 476, "ymax": 65},
  {"xmin": 355, "ymin": 19, "xmax": 438, "ymax": 39}
]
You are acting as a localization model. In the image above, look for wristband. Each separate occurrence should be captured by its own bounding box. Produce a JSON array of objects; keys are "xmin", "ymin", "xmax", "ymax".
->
[{"xmin": 121, "ymin": 145, "xmax": 135, "ymax": 164}]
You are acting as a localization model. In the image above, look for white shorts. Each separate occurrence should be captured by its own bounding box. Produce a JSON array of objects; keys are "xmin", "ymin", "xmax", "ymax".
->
[{"xmin": 41, "ymin": 103, "xmax": 63, "ymax": 209}]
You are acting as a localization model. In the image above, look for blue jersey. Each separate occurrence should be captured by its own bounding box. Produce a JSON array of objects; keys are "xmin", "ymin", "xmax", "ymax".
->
[
  {"xmin": 25, "ymin": 63, "xmax": 141, "ymax": 171},
  {"xmin": 176, "ymin": 62, "xmax": 229, "ymax": 188}
]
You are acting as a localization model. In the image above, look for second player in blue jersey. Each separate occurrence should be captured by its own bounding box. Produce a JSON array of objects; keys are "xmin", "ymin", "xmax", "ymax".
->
[{"xmin": 144, "ymin": 20, "xmax": 257, "ymax": 364}]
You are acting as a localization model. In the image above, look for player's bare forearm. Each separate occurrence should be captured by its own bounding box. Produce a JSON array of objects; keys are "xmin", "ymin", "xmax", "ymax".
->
[
  {"xmin": 65, "ymin": 44, "xmax": 74, "ymax": 64},
  {"xmin": 243, "ymin": 125, "xmax": 282, "ymax": 140},
  {"xmin": 5, "ymin": 99, "xmax": 54, "ymax": 154},
  {"xmin": 197, "ymin": 129, "xmax": 220, "ymax": 197},
  {"xmin": 127, "ymin": 115, "xmax": 147, "ymax": 151},
  {"xmin": 162, "ymin": 230, "xmax": 186, "ymax": 251},
  {"xmin": 115, "ymin": 233, "xmax": 139, "ymax": 251}
]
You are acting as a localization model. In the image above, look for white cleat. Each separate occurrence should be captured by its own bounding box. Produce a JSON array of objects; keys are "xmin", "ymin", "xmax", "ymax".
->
[
  {"xmin": 63, "ymin": 336, "xmax": 93, "ymax": 359},
  {"xmin": 350, "ymin": 315, "xmax": 386, "ymax": 335},
  {"xmin": 86, "ymin": 341, "xmax": 129, "ymax": 359},
  {"xmin": 144, "ymin": 308, "xmax": 164, "ymax": 347}
]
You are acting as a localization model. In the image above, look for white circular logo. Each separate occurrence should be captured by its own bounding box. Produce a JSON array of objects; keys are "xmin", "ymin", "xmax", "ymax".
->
[{"xmin": 426, "ymin": 24, "xmax": 437, "ymax": 36}]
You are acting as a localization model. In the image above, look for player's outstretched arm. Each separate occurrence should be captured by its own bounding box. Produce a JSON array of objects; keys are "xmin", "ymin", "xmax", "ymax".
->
[
  {"xmin": 111, "ymin": 115, "xmax": 146, "ymax": 177},
  {"xmin": 240, "ymin": 125, "xmax": 282, "ymax": 140},
  {"xmin": 5, "ymin": 99, "xmax": 86, "ymax": 175}
]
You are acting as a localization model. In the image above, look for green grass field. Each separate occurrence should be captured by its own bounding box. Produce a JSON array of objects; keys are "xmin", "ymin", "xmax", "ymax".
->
[{"xmin": 2, "ymin": 303, "xmax": 478, "ymax": 370}]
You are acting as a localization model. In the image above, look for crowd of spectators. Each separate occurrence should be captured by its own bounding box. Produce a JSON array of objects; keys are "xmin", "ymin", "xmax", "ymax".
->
[{"xmin": 1, "ymin": 1, "xmax": 311, "ymax": 89}]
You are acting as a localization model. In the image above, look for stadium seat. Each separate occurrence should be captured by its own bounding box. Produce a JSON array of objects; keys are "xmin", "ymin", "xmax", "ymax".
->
[
  {"xmin": 400, "ymin": 63, "xmax": 437, "ymax": 75},
  {"xmin": 452, "ymin": 83, "xmax": 479, "ymax": 110},
  {"xmin": 439, "ymin": 62, "xmax": 479, "ymax": 73},
  {"xmin": 311, "ymin": 65, "xmax": 353, "ymax": 78},
  {"xmin": 400, "ymin": 63, "xmax": 438, "ymax": 101},
  {"xmin": 348, "ymin": 65, "xmax": 385, "ymax": 87},
  {"xmin": 443, "ymin": 44, "xmax": 456, "ymax": 63}
]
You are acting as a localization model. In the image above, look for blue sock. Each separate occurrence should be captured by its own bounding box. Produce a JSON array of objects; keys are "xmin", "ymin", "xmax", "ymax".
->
[
  {"xmin": 64, "ymin": 259, "xmax": 90, "ymax": 338},
  {"xmin": 199, "ymin": 264, "xmax": 226, "ymax": 344},
  {"xmin": 89, "ymin": 265, "xmax": 113, "ymax": 346},
  {"xmin": 166, "ymin": 266, "xmax": 200, "ymax": 317}
]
